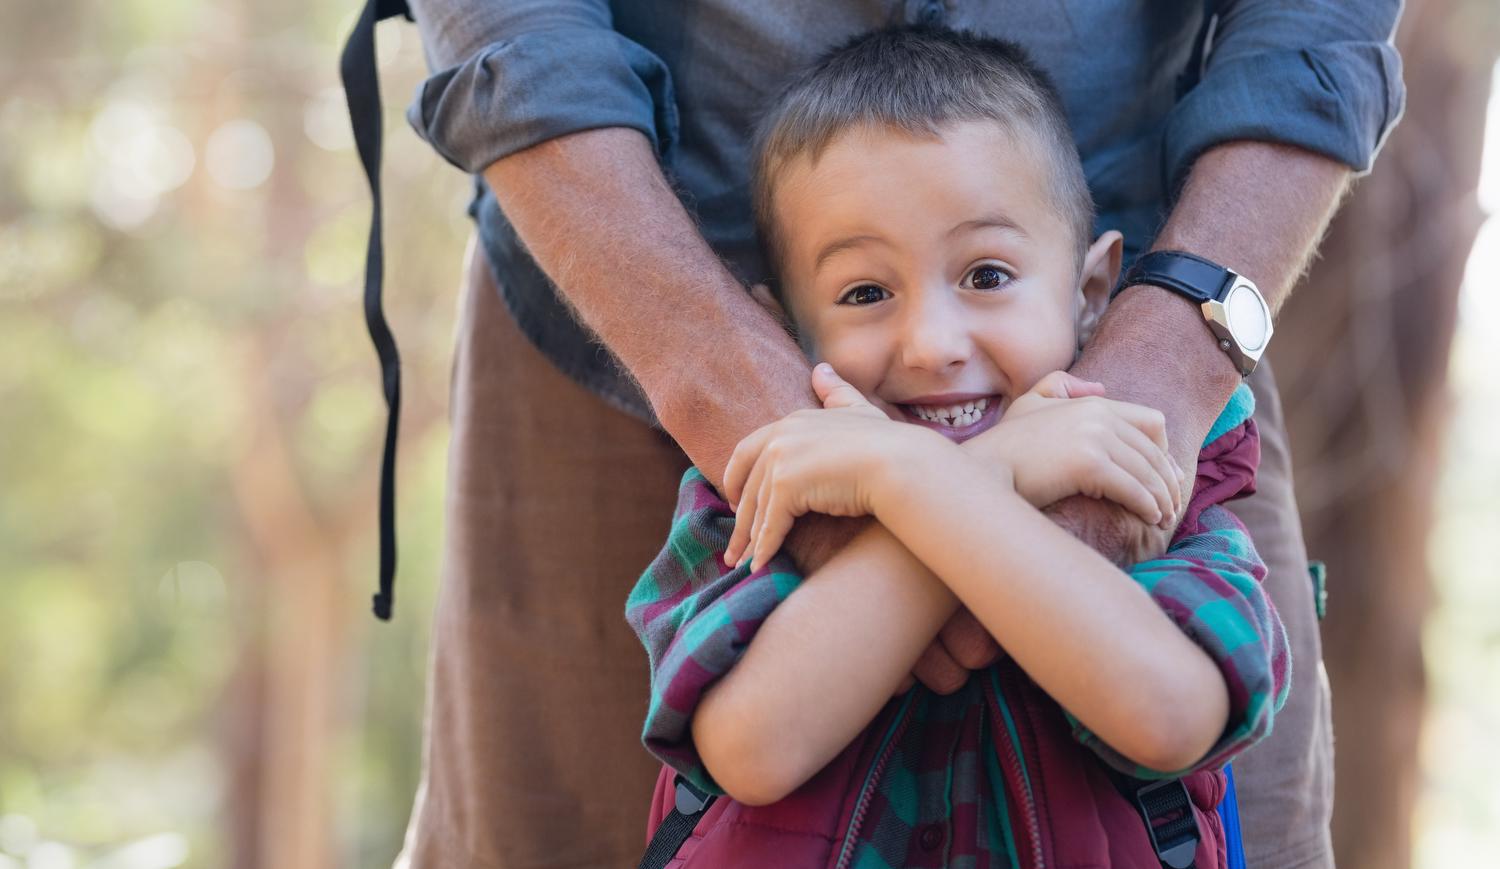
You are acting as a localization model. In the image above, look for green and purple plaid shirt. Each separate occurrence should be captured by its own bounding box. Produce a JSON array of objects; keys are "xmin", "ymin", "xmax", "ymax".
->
[{"xmin": 626, "ymin": 383, "xmax": 1290, "ymax": 867}]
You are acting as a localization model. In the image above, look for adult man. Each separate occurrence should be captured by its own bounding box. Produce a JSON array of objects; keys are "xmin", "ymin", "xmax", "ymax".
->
[{"xmin": 389, "ymin": 2, "xmax": 1404, "ymax": 867}]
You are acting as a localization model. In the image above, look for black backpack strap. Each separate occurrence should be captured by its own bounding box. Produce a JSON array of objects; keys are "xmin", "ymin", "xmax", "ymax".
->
[
  {"xmin": 339, "ymin": 0, "xmax": 412, "ymax": 621},
  {"xmin": 1108, "ymin": 770, "xmax": 1201, "ymax": 869},
  {"xmin": 636, "ymin": 774, "xmax": 716, "ymax": 869}
]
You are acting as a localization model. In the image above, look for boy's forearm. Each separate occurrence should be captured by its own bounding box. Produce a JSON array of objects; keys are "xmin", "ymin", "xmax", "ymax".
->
[
  {"xmin": 692, "ymin": 521, "xmax": 959, "ymax": 805},
  {"xmin": 872, "ymin": 451, "xmax": 1229, "ymax": 771}
]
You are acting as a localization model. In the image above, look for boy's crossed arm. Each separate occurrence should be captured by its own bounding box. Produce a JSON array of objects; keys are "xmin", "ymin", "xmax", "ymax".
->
[{"xmin": 626, "ymin": 372, "xmax": 1288, "ymax": 806}]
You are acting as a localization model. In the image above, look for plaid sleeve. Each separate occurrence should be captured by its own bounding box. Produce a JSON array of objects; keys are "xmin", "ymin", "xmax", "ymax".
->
[
  {"xmin": 1065, "ymin": 501, "xmax": 1292, "ymax": 779},
  {"xmin": 624, "ymin": 466, "xmax": 804, "ymax": 795}
]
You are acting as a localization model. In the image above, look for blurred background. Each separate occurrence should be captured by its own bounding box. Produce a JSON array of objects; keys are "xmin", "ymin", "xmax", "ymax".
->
[{"xmin": 0, "ymin": 1, "xmax": 1496, "ymax": 868}]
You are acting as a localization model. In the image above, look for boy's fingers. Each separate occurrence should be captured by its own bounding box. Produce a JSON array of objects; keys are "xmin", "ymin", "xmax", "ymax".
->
[
  {"xmin": 750, "ymin": 490, "xmax": 794, "ymax": 573},
  {"xmin": 1114, "ymin": 422, "xmax": 1180, "ymax": 520},
  {"xmin": 1110, "ymin": 442, "xmax": 1173, "ymax": 528},
  {"xmin": 741, "ymin": 468, "xmax": 768, "ymax": 570},
  {"xmin": 1060, "ymin": 372, "xmax": 1108, "ymax": 398},
  {"xmin": 1025, "ymin": 370, "xmax": 1071, "ymax": 399},
  {"xmin": 1030, "ymin": 370, "xmax": 1106, "ymax": 400},
  {"xmin": 812, "ymin": 363, "xmax": 882, "ymax": 415},
  {"xmin": 1111, "ymin": 401, "xmax": 1170, "ymax": 455},
  {"xmin": 1097, "ymin": 461, "xmax": 1163, "ymax": 528},
  {"xmin": 725, "ymin": 503, "xmax": 750, "ymax": 567},
  {"xmin": 723, "ymin": 428, "xmax": 770, "ymax": 509},
  {"xmin": 724, "ymin": 519, "xmax": 744, "ymax": 567},
  {"xmin": 724, "ymin": 440, "xmax": 749, "ymax": 509},
  {"xmin": 1172, "ymin": 455, "xmax": 1192, "ymax": 508},
  {"xmin": 729, "ymin": 460, "xmax": 769, "ymax": 568}
]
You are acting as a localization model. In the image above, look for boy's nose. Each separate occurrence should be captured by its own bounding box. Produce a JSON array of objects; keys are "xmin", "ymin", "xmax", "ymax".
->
[{"xmin": 898, "ymin": 293, "xmax": 973, "ymax": 373}]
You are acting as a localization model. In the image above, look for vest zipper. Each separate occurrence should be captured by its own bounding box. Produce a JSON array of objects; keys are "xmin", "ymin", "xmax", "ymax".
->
[
  {"xmin": 986, "ymin": 666, "xmax": 1046, "ymax": 869},
  {"xmin": 833, "ymin": 690, "xmax": 917, "ymax": 869}
]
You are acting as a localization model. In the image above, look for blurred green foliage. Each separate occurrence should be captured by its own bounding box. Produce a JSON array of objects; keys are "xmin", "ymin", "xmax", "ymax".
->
[{"xmin": 1, "ymin": 1, "xmax": 472, "ymax": 866}]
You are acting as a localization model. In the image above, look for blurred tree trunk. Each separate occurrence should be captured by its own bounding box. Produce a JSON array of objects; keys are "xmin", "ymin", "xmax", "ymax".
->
[
  {"xmin": 1271, "ymin": 1, "xmax": 1498, "ymax": 867},
  {"xmin": 227, "ymin": 342, "xmax": 346, "ymax": 869}
]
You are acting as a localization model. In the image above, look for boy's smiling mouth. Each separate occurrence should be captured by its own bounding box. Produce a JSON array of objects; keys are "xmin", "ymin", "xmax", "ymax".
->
[{"xmin": 893, "ymin": 392, "xmax": 1004, "ymax": 442}]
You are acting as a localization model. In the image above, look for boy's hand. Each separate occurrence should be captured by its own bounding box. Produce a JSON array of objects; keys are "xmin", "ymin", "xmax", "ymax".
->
[
  {"xmin": 962, "ymin": 371, "xmax": 1187, "ymax": 530},
  {"xmin": 723, "ymin": 364, "xmax": 948, "ymax": 573},
  {"xmin": 902, "ymin": 371, "xmax": 1187, "ymax": 697}
]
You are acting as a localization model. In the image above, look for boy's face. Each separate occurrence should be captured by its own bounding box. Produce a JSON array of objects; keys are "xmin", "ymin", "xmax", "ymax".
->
[{"xmin": 767, "ymin": 119, "xmax": 1119, "ymax": 442}]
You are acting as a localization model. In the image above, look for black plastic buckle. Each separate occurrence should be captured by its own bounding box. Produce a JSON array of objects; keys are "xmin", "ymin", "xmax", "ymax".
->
[
  {"xmin": 1133, "ymin": 778, "xmax": 1199, "ymax": 869},
  {"xmin": 674, "ymin": 776, "xmax": 712, "ymax": 815}
]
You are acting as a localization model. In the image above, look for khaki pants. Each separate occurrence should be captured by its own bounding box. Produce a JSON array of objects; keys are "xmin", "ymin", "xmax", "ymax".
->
[{"xmin": 397, "ymin": 244, "xmax": 1334, "ymax": 868}]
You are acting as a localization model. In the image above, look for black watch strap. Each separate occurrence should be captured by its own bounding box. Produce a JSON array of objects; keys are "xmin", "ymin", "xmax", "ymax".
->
[{"xmin": 1111, "ymin": 250, "xmax": 1234, "ymax": 303}]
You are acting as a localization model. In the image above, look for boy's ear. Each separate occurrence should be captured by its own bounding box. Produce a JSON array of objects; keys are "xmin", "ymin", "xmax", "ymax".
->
[{"xmin": 1076, "ymin": 230, "xmax": 1123, "ymax": 348}]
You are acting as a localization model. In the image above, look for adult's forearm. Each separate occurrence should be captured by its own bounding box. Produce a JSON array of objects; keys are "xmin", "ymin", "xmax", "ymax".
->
[
  {"xmin": 481, "ymin": 127, "xmax": 812, "ymax": 485},
  {"xmin": 1079, "ymin": 141, "xmax": 1350, "ymax": 467},
  {"xmin": 1054, "ymin": 142, "xmax": 1351, "ymax": 563},
  {"xmin": 482, "ymin": 127, "xmax": 870, "ymax": 571}
]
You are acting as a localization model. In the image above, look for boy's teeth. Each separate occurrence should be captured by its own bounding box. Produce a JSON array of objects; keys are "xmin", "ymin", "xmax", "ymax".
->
[{"xmin": 910, "ymin": 396, "xmax": 990, "ymax": 425}]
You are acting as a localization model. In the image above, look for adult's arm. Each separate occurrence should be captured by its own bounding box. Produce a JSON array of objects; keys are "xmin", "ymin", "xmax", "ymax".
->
[
  {"xmin": 407, "ymin": 0, "xmax": 810, "ymax": 476},
  {"xmin": 406, "ymin": 0, "xmax": 869, "ymax": 570},
  {"xmin": 923, "ymin": 0, "xmax": 1408, "ymax": 675},
  {"xmin": 1053, "ymin": 142, "xmax": 1352, "ymax": 558},
  {"xmin": 1030, "ymin": 0, "xmax": 1409, "ymax": 563},
  {"xmin": 405, "ymin": 0, "xmax": 1402, "ymax": 656}
]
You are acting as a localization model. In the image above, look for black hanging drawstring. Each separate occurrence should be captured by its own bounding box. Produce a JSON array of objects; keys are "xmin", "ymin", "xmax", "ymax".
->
[{"xmin": 340, "ymin": 0, "xmax": 412, "ymax": 620}]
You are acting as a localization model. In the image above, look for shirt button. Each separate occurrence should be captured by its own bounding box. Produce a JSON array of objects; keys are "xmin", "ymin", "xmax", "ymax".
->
[{"xmin": 918, "ymin": 824, "xmax": 945, "ymax": 851}]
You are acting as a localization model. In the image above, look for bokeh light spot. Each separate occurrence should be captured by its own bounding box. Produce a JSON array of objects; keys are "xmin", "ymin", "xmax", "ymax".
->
[
  {"xmin": 204, "ymin": 119, "xmax": 273, "ymax": 190},
  {"xmin": 303, "ymin": 86, "xmax": 354, "ymax": 151}
]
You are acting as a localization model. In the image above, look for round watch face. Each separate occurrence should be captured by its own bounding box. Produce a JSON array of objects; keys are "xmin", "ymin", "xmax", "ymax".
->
[{"xmin": 1226, "ymin": 282, "xmax": 1270, "ymax": 352}]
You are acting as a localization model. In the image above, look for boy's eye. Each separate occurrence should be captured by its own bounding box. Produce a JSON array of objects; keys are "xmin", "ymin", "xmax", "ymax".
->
[
  {"xmin": 838, "ymin": 284, "xmax": 890, "ymax": 306},
  {"xmin": 965, "ymin": 264, "xmax": 1013, "ymax": 291}
]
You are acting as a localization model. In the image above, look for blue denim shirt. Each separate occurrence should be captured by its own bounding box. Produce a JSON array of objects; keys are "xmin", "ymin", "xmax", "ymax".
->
[{"xmin": 405, "ymin": 0, "xmax": 1405, "ymax": 426}]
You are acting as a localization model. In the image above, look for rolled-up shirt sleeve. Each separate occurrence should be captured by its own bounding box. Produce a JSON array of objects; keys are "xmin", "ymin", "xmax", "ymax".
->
[
  {"xmin": 1064, "ymin": 501, "xmax": 1292, "ymax": 779},
  {"xmin": 1164, "ymin": 0, "xmax": 1407, "ymax": 193},
  {"xmin": 625, "ymin": 467, "xmax": 805, "ymax": 795},
  {"xmin": 405, "ymin": 0, "xmax": 679, "ymax": 173}
]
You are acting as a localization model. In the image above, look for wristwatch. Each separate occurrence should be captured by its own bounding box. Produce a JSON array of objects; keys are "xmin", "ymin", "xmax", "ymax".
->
[{"xmin": 1111, "ymin": 250, "xmax": 1273, "ymax": 377}]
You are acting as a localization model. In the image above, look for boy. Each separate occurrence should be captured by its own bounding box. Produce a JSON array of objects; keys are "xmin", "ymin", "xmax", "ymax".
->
[{"xmin": 626, "ymin": 25, "xmax": 1288, "ymax": 867}]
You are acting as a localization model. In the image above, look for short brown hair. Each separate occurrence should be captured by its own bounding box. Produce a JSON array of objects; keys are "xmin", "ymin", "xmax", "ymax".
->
[{"xmin": 750, "ymin": 25, "xmax": 1094, "ymax": 295}]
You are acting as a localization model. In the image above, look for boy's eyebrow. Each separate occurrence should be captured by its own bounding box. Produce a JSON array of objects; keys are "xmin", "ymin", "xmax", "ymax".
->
[
  {"xmin": 946, "ymin": 213, "xmax": 1028, "ymax": 240},
  {"xmin": 812, "ymin": 214, "xmax": 1028, "ymax": 276},
  {"xmin": 812, "ymin": 234, "xmax": 889, "ymax": 276}
]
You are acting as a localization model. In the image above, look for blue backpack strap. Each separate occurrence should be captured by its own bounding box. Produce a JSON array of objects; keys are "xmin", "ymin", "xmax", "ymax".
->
[
  {"xmin": 1218, "ymin": 762, "xmax": 1248, "ymax": 869},
  {"xmin": 339, "ymin": 0, "xmax": 412, "ymax": 621}
]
